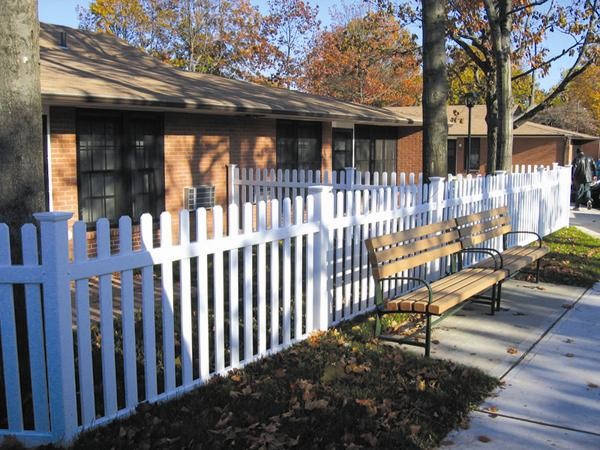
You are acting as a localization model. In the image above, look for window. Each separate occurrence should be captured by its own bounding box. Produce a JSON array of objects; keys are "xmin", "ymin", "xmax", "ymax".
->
[
  {"xmin": 77, "ymin": 111, "xmax": 164, "ymax": 224},
  {"xmin": 276, "ymin": 120, "xmax": 322, "ymax": 172},
  {"xmin": 354, "ymin": 126, "xmax": 397, "ymax": 173},
  {"xmin": 332, "ymin": 129, "xmax": 353, "ymax": 171},
  {"xmin": 465, "ymin": 137, "xmax": 481, "ymax": 171},
  {"xmin": 447, "ymin": 140, "xmax": 457, "ymax": 175}
]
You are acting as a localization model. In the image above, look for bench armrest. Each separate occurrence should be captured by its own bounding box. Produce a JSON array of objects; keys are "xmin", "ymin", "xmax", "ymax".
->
[
  {"xmin": 459, "ymin": 248, "xmax": 503, "ymax": 270},
  {"xmin": 375, "ymin": 276, "xmax": 433, "ymax": 307},
  {"xmin": 504, "ymin": 231, "xmax": 543, "ymax": 248}
]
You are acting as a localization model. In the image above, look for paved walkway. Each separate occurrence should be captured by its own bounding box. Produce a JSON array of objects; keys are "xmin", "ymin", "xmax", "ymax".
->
[
  {"xmin": 570, "ymin": 206, "xmax": 600, "ymax": 238},
  {"xmin": 436, "ymin": 281, "xmax": 600, "ymax": 449}
]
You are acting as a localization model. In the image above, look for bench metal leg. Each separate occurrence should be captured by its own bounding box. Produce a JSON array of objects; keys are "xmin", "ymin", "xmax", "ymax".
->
[
  {"xmin": 496, "ymin": 281, "xmax": 503, "ymax": 311},
  {"xmin": 490, "ymin": 284, "xmax": 497, "ymax": 315},
  {"xmin": 536, "ymin": 259, "xmax": 541, "ymax": 283},
  {"xmin": 425, "ymin": 314, "xmax": 432, "ymax": 357}
]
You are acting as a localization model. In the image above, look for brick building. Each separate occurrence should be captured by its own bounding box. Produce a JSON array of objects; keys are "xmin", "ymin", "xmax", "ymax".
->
[
  {"xmin": 388, "ymin": 106, "xmax": 600, "ymax": 175},
  {"xmin": 41, "ymin": 23, "xmax": 423, "ymax": 234}
]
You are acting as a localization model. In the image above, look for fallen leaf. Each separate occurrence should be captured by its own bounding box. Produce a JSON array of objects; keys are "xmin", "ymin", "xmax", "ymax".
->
[
  {"xmin": 587, "ymin": 383, "xmax": 598, "ymax": 388},
  {"xmin": 355, "ymin": 399, "xmax": 378, "ymax": 416},
  {"xmin": 565, "ymin": 353, "xmax": 575, "ymax": 358},
  {"xmin": 274, "ymin": 368, "xmax": 286, "ymax": 378},
  {"xmin": 231, "ymin": 374, "xmax": 242, "ymax": 382},
  {"xmin": 478, "ymin": 435, "xmax": 491, "ymax": 442},
  {"xmin": 417, "ymin": 379, "xmax": 427, "ymax": 392},
  {"xmin": 487, "ymin": 406, "xmax": 498, "ymax": 413},
  {"xmin": 409, "ymin": 424, "xmax": 421, "ymax": 435},
  {"xmin": 561, "ymin": 304, "xmax": 573, "ymax": 309},
  {"xmin": 506, "ymin": 346, "xmax": 518, "ymax": 355},
  {"xmin": 564, "ymin": 338, "xmax": 574, "ymax": 344},
  {"xmin": 305, "ymin": 399, "xmax": 329, "ymax": 410}
]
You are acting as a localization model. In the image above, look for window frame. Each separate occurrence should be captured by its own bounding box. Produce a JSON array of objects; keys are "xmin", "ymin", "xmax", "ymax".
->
[
  {"xmin": 354, "ymin": 125, "xmax": 398, "ymax": 174},
  {"xmin": 76, "ymin": 109, "xmax": 165, "ymax": 226},
  {"xmin": 276, "ymin": 120, "xmax": 322, "ymax": 172}
]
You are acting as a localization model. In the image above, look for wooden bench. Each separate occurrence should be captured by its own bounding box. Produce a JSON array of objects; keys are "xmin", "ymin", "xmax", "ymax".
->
[
  {"xmin": 456, "ymin": 206, "xmax": 549, "ymax": 311},
  {"xmin": 365, "ymin": 219, "xmax": 506, "ymax": 357}
]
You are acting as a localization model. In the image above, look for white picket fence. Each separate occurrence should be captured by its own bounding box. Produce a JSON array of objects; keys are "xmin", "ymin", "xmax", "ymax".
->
[{"xmin": 0, "ymin": 164, "xmax": 571, "ymax": 446}]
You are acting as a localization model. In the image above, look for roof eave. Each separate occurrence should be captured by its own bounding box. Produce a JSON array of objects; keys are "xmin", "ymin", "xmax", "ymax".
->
[{"xmin": 42, "ymin": 93, "xmax": 421, "ymax": 126}]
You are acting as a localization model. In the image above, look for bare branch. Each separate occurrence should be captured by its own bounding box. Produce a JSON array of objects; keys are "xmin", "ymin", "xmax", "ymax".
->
[{"xmin": 506, "ymin": 0, "xmax": 549, "ymax": 16}]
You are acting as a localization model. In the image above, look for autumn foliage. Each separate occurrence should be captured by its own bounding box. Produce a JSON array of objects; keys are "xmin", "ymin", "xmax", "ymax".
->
[{"xmin": 302, "ymin": 11, "xmax": 422, "ymax": 107}]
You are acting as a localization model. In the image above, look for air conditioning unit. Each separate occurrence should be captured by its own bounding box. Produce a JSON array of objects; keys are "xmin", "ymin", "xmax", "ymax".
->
[{"xmin": 184, "ymin": 185, "xmax": 215, "ymax": 210}]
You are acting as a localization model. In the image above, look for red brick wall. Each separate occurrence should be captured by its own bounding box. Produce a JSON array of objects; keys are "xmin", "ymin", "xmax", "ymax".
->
[
  {"xmin": 397, "ymin": 126, "xmax": 423, "ymax": 175},
  {"xmin": 163, "ymin": 113, "xmax": 276, "ymax": 214},
  {"xmin": 512, "ymin": 137, "xmax": 564, "ymax": 168},
  {"xmin": 49, "ymin": 107, "xmax": 78, "ymax": 229}
]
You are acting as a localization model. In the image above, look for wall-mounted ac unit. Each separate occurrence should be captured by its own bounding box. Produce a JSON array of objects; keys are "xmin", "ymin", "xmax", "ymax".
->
[{"xmin": 184, "ymin": 185, "xmax": 215, "ymax": 210}]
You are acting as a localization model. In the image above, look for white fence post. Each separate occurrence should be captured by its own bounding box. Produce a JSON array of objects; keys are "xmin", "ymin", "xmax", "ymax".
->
[
  {"xmin": 308, "ymin": 185, "xmax": 334, "ymax": 331},
  {"xmin": 344, "ymin": 167, "xmax": 355, "ymax": 190},
  {"xmin": 428, "ymin": 177, "xmax": 445, "ymax": 223},
  {"xmin": 33, "ymin": 212, "xmax": 78, "ymax": 443},
  {"xmin": 227, "ymin": 164, "xmax": 237, "ymax": 206}
]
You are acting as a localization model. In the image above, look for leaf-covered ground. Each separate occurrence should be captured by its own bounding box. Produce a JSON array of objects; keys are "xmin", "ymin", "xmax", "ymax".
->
[
  {"xmin": 41, "ymin": 323, "xmax": 497, "ymax": 450},
  {"xmin": 516, "ymin": 226, "xmax": 600, "ymax": 287}
]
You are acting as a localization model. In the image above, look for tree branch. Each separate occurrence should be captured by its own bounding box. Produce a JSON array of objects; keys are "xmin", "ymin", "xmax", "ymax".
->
[
  {"xmin": 507, "ymin": 0, "xmax": 549, "ymax": 16},
  {"xmin": 512, "ymin": 40, "xmax": 583, "ymax": 81}
]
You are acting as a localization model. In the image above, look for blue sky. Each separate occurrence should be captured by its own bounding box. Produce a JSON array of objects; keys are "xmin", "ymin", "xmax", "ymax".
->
[{"xmin": 38, "ymin": 0, "xmax": 571, "ymax": 91}]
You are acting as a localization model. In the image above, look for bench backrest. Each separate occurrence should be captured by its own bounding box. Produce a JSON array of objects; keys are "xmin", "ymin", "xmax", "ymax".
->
[
  {"xmin": 365, "ymin": 219, "xmax": 461, "ymax": 281},
  {"xmin": 455, "ymin": 206, "xmax": 512, "ymax": 247}
]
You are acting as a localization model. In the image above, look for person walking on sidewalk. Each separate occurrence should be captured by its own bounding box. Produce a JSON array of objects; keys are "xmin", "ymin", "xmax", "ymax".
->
[{"xmin": 572, "ymin": 147, "xmax": 595, "ymax": 210}]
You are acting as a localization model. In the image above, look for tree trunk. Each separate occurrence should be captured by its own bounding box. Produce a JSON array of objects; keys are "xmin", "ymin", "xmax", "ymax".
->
[
  {"xmin": 484, "ymin": 0, "xmax": 513, "ymax": 171},
  {"xmin": 422, "ymin": 0, "xmax": 448, "ymax": 180},
  {"xmin": 0, "ymin": 0, "xmax": 45, "ymax": 252},
  {"xmin": 485, "ymin": 91, "xmax": 498, "ymax": 174}
]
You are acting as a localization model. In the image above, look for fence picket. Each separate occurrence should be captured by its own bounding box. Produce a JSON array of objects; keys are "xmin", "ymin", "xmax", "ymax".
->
[
  {"xmin": 294, "ymin": 197, "xmax": 304, "ymax": 338},
  {"xmin": 119, "ymin": 216, "xmax": 138, "ymax": 408},
  {"xmin": 282, "ymin": 198, "xmax": 292, "ymax": 344},
  {"xmin": 159, "ymin": 213, "xmax": 176, "ymax": 392},
  {"xmin": 140, "ymin": 214, "xmax": 158, "ymax": 400},
  {"xmin": 228, "ymin": 204, "xmax": 240, "ymax": 368},
  {"xmin": 22, "ymin": 224, "xmax": 50, "ymax": 431},
  {"xmin": 0, "ymin": 225, "xmax": 23, "ymax": 431},
  {"xmin": 196, "ymin": 209, "xmax": 210, "ymax": 380},
  {"xmin": 257, "ymin": 201, "xmax": 267, "ymax": 354},
  {"xmin": 243, "ymin": 203, "xmax": 254, "ymax": 360},
  {"xmin": 178, "ymin": 211, "xmax": 193, "ymax": 385},
  {"xmin": 97, "ymin": 218, "xmax": 117, "ymax": 416},
  {"xmin": 213, "ymin": 207, "xmax": 225, "ymax": 373},
  {"xmin": 270, "ymin": 200, "xmax": 280, "ymax": 346}
]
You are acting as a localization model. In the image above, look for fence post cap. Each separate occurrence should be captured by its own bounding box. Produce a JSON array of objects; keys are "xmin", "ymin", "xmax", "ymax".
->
[
  {"xmin": 428, "ymin": 176, "xmax": 444, "ymax": 182},
  {"xmin": 33, "ymin": 211, "xmax": 73, "ymax": 222},
  {"xmin": 494, "ymin": 170, "xmax": 507, "ymax": 175}
]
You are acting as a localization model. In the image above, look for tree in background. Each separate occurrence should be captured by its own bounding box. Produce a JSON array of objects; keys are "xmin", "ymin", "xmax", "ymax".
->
[
  {"xmin": 302, "ymin": 10, "xmax": 421, "ymax": 106},
  {"xmin": 263, "ymin": 0, "xmax": 320, "ymax": 88},
  {"xmin": 80, "ymin": 0, "xmax": 274, "ymax": 81},
  {"xmin": 421, "ymin": 0, "xmax": 448, "ymax": 179},
  {"xmin": 533, "ymin": 64, "xmax": 600, "ymax": 136},
  {"xmin": 0, "ymin": 1, "xmax": 45, "ymax": 237},
  {"xmin": 446, "ymin": 0, "xmax": 599, "ymax": 171}
]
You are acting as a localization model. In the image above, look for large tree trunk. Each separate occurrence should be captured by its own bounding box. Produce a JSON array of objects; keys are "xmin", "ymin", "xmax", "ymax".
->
[
  {"xmin": 0, "ymin": 1, "xmax": 45, "ymax": 252},
  {"xmin": 485, "ymin": 91, "xmax": 499, "ymax": 173},
  {"xmin": 484, "ymin": 0, "xmax": 513, "ymax": 171},
  {"xmin": 422, "ymin": 0, "xmax": 448, "ymax": 180}
]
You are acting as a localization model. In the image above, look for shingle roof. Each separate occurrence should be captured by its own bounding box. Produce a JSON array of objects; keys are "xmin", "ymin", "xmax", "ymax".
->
[
  {"xmin": 40, "ymin": 23, "xmax": 417, "ymax": 126},
  {"xmin": 387, "ymin": 105, "xmax": 599, "ymax": 140}
]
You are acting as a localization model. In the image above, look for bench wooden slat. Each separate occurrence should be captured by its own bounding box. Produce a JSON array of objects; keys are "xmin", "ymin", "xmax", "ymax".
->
[
  {"xmin": 426, "ymin": 270, "xmax": 506, "ymax": 315},
  {"xmin": 367, "ymin": 219, "xmax": 457, "ymax": 250},
  {"xmin": 474, "ymin": 245, "xmax": 548, "ymax": 275},
  {"xmin": 412, "ymin": 268, "xmax": 498, "ymax": 313},
  {"xmin": 376, "ymin": 242, "xmax": 463, "ymax": 279},
  {"xmin": 373, "ymin": 230, "xmax": 460, "ymax": 264},
  {"xmin": 455, "ymin": 206, "xmax": 509, "ymax": 226},
  {"xmin": 459, "ymin": 217, "xmax": 510, "ymax": 237},
  {"xmin": 462, "ymin": 224, "xmax": 512, "ymax": 247}
]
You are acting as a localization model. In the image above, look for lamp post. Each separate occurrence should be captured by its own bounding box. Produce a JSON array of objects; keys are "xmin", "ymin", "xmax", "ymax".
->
[{"xmin": 465, "ymin": 92, "xmax": 476, "ymax": 172}]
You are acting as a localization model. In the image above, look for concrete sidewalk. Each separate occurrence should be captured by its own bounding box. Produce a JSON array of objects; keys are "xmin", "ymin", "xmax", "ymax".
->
[
  {"xmin": 570, "ymin": 206, "xmax": 600, "ymax": 238},
  {"xmin": 435, "ymin": 281, "xmax": 600, "ymax": 449}
]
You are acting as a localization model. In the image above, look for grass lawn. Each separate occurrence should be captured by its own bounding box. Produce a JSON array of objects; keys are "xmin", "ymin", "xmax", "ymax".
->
[
  {"xmin": 39, "ymin": 322, "xmax": 497, "ymax": 450},
  {"xmin": 517, "ymin": 226, "xmax": 600, "ymax": 287}
]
